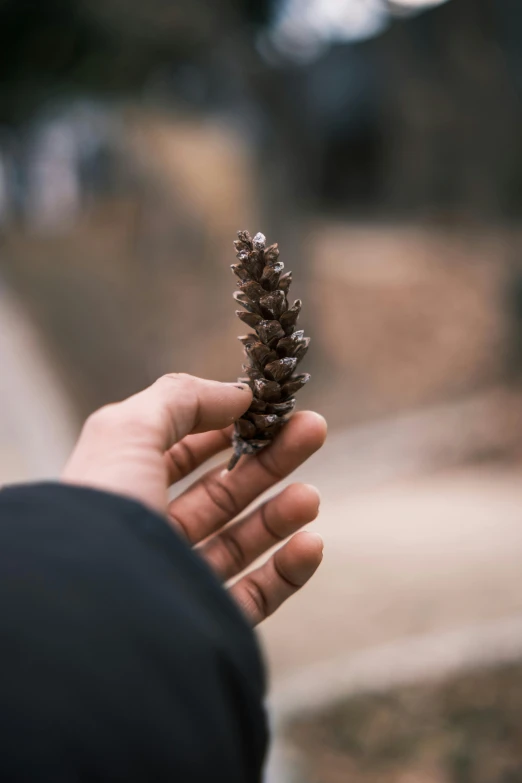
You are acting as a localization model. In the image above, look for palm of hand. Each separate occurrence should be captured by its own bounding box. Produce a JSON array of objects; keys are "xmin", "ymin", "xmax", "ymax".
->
[{"xmin": 63, "ymin": 374, "xmax": 326, "ymax": 625}]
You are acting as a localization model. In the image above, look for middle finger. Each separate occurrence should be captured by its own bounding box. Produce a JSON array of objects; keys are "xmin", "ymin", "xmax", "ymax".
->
[{"xmin": 167, "ymin": 411, "xmax": 326, "ymax": 544}]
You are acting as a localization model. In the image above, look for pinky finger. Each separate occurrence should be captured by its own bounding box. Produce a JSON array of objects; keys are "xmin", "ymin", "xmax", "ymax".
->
[{"xmin": 229, "ymin": 531, "xmax": 324, "ymax": 627}]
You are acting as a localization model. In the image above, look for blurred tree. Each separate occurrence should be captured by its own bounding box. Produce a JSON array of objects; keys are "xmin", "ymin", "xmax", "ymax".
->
[
  {"xmin": 378, "ymin": 0, "xmax": 522, "ymax": 218},
  {"xmin": 0, "ymin": 0, "xmax": 228, "ymax": 123},
  {"xmin": 1, "ymin": 0, "xmax": 522, "ymax": 218}
]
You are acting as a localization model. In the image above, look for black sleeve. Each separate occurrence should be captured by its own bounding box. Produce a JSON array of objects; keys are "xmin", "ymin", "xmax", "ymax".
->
[{"xmin": 0, "ymin": 483, "xmax": 268, "ymax": 783}]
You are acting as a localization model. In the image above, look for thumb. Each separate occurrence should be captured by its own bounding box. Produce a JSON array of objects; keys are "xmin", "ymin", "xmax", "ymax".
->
[
  {"xmin": 113, "ymin": 374, "xmax": 253, "ymax": 449},
  {"xmin": 63, "ymin": 375, "xmax": 252, "ymax": 512}
]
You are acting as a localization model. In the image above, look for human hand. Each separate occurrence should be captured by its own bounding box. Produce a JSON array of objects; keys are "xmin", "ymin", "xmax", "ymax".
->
[{"xmin": 62, "ymin": 374, "xmax": 326, "ymax": 625}]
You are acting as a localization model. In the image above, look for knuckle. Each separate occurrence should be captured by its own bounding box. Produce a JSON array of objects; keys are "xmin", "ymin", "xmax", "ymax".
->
[
  {"xmin": 258, "ymin": 451, "xmax": 285, "ymax": 482},
  {"xmin": 167, "ymin": 441, "xmax": 197, "ymax": 480},
  {"xmin": 84, "ymin": 403, "xmax": 123, "ymax": 435},
  {"xmin": 244, "ymin": 578, "xmax": 270, "ymax": 620},
  {"xmin": 159, "ymin": 372, "xmax": 195, "ymax": 388},
  {"xmin": 201, "ymin": 474, "xmax": 239, "ymax": 519},
  {"xmin": 156, "ymin": 373, "xmax": 203, "ymax": 435},
  {"xmin": 220, "ymin": 532, "xmax": 245, "ymax": 575}
]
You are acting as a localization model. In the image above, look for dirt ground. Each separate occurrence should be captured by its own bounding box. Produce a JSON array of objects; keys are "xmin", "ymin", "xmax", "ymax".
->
[{"xmin": 286, "ymin": 662, "xmax": 522, "ymax": 783}]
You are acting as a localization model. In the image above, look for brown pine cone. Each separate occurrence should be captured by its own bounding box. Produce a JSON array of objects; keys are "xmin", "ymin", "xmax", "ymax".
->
[{"xmin": 228, "ymin": 230, "xmax": 310, "ymax": 470}]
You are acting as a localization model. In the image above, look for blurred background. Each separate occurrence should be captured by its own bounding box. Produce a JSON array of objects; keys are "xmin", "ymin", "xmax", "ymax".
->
[{"xmin": 3, "ymin": 0, "xmax": 522, "ymax": 780}]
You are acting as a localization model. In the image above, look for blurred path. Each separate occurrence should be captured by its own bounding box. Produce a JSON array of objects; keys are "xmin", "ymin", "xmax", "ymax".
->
[
  {"xmin": 259, "ymin": 392, "xmax": 522, "ymax": 712},
  {"xmin": 0, "ymin": 280, "xmax": 76, "ymax": 484},
  {"xmin": 263, "ymin": 442, "xmax": 522, "ymax": 781},
  {"xmin": 262, "ymin": 464, "xmax": 522, "ymax": 687}
]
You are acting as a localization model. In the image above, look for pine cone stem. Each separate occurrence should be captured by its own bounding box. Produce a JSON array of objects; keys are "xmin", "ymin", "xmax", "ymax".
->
[{"xmin": 228, "ymin": 230, "xmax": 310, "ymax": 470}]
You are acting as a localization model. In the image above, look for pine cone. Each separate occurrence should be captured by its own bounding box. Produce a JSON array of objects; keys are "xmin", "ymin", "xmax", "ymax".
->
[{"xmin": 228, "ymin": 230, "xmax": 310, "ymax": 470}]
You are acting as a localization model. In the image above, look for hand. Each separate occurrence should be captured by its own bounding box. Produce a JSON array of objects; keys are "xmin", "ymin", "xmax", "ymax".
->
[{"xmin": 62, "ymin": 374, "xmax": 326, "ymax": 625}]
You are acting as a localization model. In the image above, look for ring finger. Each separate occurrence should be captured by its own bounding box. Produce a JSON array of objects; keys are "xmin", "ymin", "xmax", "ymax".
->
[{"xmin": 198, "ymin": 482, "xmax": 321, "ymax": 582}]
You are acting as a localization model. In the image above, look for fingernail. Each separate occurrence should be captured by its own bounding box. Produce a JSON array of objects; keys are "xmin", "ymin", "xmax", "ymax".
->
[
  {"xmin": 304, "ymin": 483, "xmax": 321, "ymax": 506},
  {"xmin": 304, "ymin": 530, "xmax": 324, "ymax": 552}
]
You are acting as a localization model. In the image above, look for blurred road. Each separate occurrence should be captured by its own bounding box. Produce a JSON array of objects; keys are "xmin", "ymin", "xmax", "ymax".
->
[
  {"xmin": 0, "ymin": 280, "xmax": 76, "ymax": 484},
  {"xmin": 262, "ymin": 464, "xmax": 522, "ymax": 683},
  {"xmin": 262, "ymin": 420, "xmax": 522, "ymax": 781},
  {"xmin": 259, "ymin": 393, "xmax": 522, "ymax": 710}
]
